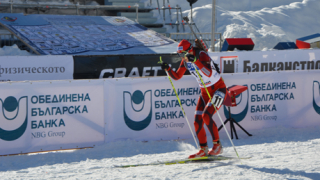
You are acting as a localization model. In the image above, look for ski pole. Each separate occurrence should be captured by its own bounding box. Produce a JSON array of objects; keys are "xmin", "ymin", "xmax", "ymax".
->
[
  {"xmin": 158, "ymin": 56, "xmax": 199, "ymax": 149},
  {"xmin": 190, "ymin": 59, "xmax": 241, "ymax": 162}
]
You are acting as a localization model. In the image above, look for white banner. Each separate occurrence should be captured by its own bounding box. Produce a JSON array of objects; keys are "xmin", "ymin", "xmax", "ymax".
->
[
  {"xmin": 215, "ymin": 70, "xmax": 320, "ymax": 132},
  {"xmin": 104, "ymin": 70, "xmax": 320, "ymax": 142},
  {"xmin": 0, "ymin": 79, "xmax": 104, "ymax": 155},
  {"xmin": 209, "ymin": 49, "xmax": 320, "ymax": 73},
  {"xmin": 1, "ymin": 69, "xmax": 319, "ymax": 155},
  {"xmin": 0, "ymin": 55, "xmax": 73, "ymax": 82},
  {"xmin": 104, "ymin": 76, "xmax": 199, "ymax": 142}
]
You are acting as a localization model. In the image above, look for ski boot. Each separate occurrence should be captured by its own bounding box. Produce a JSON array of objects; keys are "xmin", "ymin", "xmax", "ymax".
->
[
  {"xmin": 188, "ymin": 146, "xmax": 208, "ymax": 159},
  {"xmin": 208, "ymin": 140, "xmax": 223, "ymax": 156}
]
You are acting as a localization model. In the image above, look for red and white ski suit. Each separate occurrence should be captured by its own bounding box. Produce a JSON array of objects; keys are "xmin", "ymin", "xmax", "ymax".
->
[{"xmin": 167, "ymin": 50, "xmax": 227, "ymax": 147}]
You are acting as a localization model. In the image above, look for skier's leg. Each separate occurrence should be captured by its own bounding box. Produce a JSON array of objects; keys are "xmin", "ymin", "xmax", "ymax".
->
[
  {"xmin": 202, "ymin": 87, "xmax": 226, "ymax": 140},
  {"xmin": 202, "ymin": 102, "xmax": 219, "ymax": 141},
  {"xmin": 202, "ymin": 87, "xmax": 227, "ymax": 155},
  {"xmin": 194, "ymin": 95, "xmax": 207, "ymax": 147},
  {"xmin": 189, "ymin": 95, "xmax": 209, "ymax": 158}
]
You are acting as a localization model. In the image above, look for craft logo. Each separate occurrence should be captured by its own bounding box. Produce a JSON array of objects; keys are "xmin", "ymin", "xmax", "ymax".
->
[
  {"xmin": 1, "ymin": 16, "xmax": 17, "ymax": 22},
  {"xmin": 99, "ymin": 66, "xmax": 164, "ymax": 78},
  {"xmin": 123, "ymin": 90, "xmax": 152, "ymax": 131},
  {"xmin": 0, "ymin": 96, "xmax": 28, "ymax": 141},
  {"xmin": 113, "ymin": 18, "xmax": 126, "ymax": 23},
  {"xmin": 220, "ymin": 56, "xmax": 239, "ymax": 73},
  {"xmin": 313, "ymin": 81, "xmax": 320, "ymax": 115},
  {"xmin": 223, "ymin": 85, "xmax": 249, "ymax": 122}
]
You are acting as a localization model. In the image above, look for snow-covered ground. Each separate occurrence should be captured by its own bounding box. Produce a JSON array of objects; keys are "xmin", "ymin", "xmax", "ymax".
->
[
  {"xmin": 1, "ymin": 126, "xmax": 320, "ymax": 179},
  {"xmin": 1, "ymin": 0, "xmax": 320, "ymax": 179},
  {"xmin": 0, "ymin": 44, "xmax": 33, "ymax": 56}
]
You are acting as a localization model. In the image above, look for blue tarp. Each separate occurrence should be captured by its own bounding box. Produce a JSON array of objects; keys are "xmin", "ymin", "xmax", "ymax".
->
[{"xmin": 0, "ymin": 13, "xmax": 177, "ymax": 55}]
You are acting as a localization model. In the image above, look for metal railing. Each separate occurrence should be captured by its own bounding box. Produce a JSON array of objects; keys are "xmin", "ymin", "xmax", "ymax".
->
[
  {"xmin": 151, "ymin": 0, "xmax": 224, "ymax": 51},
  {"xmin": 0, "ymin": 31, "xmax": 19, "ymax": 47},
  {"xmin": 149, "ymin": 0, "xmax": 185, "ymax": 33},
  {"xmin": 0, "ymin": 1, "xmax": 141, "ymax": 17},
  {"xmin": 156, "ymin": 5, "xmax": 185, "ymax": 33},
  {"xmin": 0, "ymin": 0, "xmax": 210, "ymax": 35},
  {"xmin": 0, "ymin": 0, "xmax": 224, "ymax": 51}
]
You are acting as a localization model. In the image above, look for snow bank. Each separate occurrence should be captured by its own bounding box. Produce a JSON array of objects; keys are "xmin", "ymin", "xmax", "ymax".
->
[
  {"xmin": 160, "ymin": 0, "xmax": 320, "ymax": 50},
  {"xmin": 0, "ymin": 45, "xmax": 33, "ymax": 56}
]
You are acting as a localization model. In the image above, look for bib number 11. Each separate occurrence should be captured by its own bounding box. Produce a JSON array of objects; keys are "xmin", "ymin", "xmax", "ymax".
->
[{"xmin": 212, "ymin": 92, "xmax": 225, "ymax": 108}]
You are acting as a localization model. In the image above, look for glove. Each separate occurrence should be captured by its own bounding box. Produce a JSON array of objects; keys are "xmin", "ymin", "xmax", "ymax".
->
[
  {"xmin": 161, "ymin": 62, "xmax": 169, "ymax": 70},
  {"xmin": 186, "ymin": 54, "xmax": 196, "ymax": 62}
]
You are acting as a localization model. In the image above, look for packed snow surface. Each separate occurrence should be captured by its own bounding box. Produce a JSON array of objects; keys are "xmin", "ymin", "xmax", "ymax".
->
[
  {"xmin": 1, "ymin": 126, "xmax": 320, "ymax": 179},
  {"xmin": 1, "ymin": 1, "xmax": 320, "ymax": 179},
  {"xmin": 0, "ymin": 44, "xmax": 33, "ymax": 56}
]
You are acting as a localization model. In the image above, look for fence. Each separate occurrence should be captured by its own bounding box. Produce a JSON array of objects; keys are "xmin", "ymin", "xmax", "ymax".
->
[
  {"xmin": 0, "ymin": 30, "xmax": 19, "ymax": 47},
  {"xmin": 0, "ymin": 1, "xmax": 141, "ymax": 16}
]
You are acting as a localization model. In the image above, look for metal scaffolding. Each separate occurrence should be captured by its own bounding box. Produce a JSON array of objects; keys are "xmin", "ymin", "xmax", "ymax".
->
[
  {"xmin": 0, "ymin": 1, "xmax": 142, "ymax": 16},
  {"xmin": 0, "ymin": 0, "xmax": 224, "ymax": 51}
]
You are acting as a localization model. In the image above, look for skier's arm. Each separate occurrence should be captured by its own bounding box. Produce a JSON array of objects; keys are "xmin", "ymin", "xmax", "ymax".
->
[{"xmin": 167, "ymin": 60, "xmax": 187, "ymax": 80}]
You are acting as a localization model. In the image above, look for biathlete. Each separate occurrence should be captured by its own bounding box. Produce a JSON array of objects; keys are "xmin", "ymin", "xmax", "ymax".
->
[{"xmin": 161, "ymin": 39, "xmax": 227, "ymax": 158}]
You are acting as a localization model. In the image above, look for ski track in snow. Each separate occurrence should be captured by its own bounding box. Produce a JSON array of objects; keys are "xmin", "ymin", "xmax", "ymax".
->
[
  {"xmin": 1, "ymin": 0, "xmax": 320, "ymax": 179},
  {"xmin": 1, "ymin": 126, "xmax": 320, "ymax": 179}
]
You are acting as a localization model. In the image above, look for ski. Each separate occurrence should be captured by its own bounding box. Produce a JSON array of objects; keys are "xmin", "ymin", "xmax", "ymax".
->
[{"xmin": 114, "ymin": 155, "xmax": 251, "ymax": 168}]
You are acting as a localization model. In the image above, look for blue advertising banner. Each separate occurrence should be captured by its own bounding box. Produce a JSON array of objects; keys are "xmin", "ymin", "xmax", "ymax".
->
[{"xmin": 0, "ymin": 13, "xmax": 176, "ymax": 55}]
